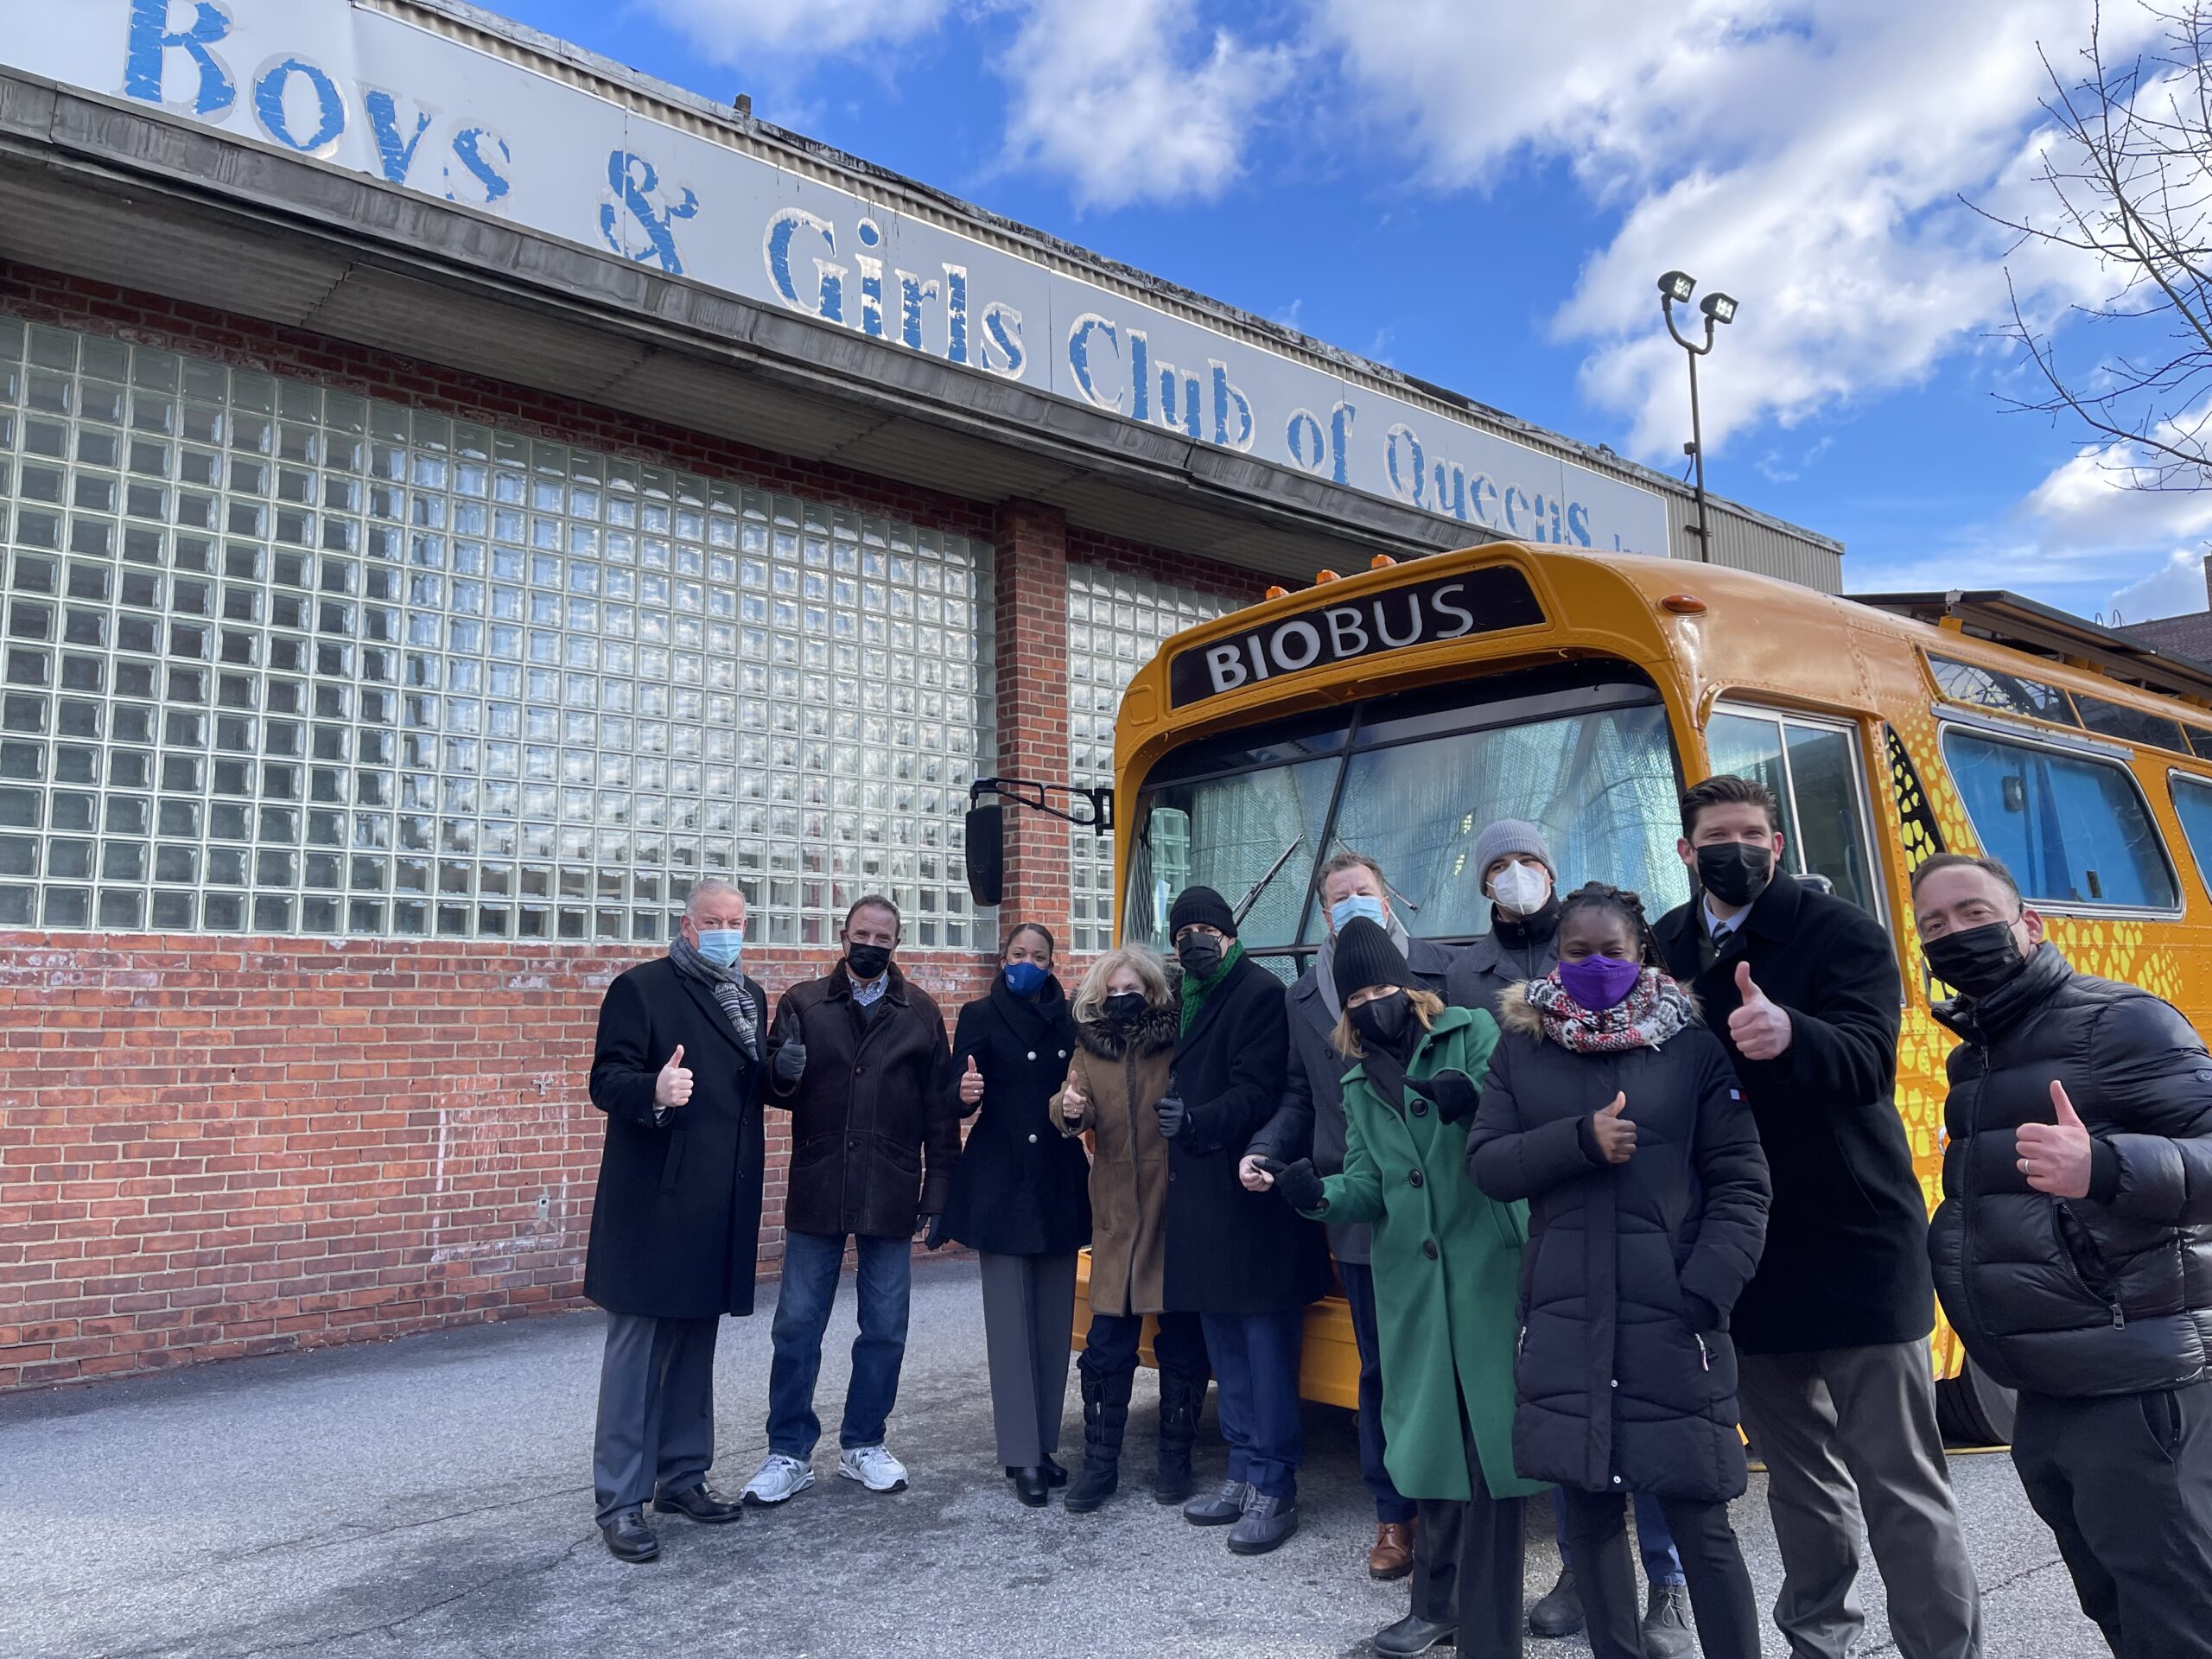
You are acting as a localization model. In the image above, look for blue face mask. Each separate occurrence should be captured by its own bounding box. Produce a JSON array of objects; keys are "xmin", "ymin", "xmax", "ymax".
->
[
  {"xmin": 1004, "ymin": 960, "xmax": 1051, "ymax": 996},
  {"xmin": 695, "ymin": 928, "xmax": 744, "ymax": 969},
  {"xmin": 1330, "ymin": 894, "xmax": 1387, "ymax": 934}
]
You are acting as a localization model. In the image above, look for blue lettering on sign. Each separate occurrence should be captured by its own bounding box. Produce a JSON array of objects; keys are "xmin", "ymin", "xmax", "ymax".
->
[
  {"xmin": 855, "ymin": 217, "xmax": 885, "ymax": 340},
  {"xmin": 124, "ymin": 0, "xmax": 235, "ymax": 116},
  {"xmin": 1386, "ymin": 423, "xmax": 1425, "ymax": 508},
  {"xmin": 764, "ymin": 207, "xmax": 842, "ymax": 321},
  {"xmin": 363, "ymin": 89, "xmax": 433, "ymax": 184},
  {"xmin": 981, "ymin": 302, "xmax": 1026, "ymax": 380},
  {"xmin": 254, "ymin": 56, "xmax": 346, "ymax": 155},
  {"xmin": 448, "ymin": 126, "xmax": 512, "ymax": 204},
  {"xmin": 1328, "ymin": 401, "xmax": 1357, "ymax": 487},
  {"xmin": 944, "ymin": 265, "xmax": 969, "ymax": 365},
  {"xmin": 600, "ymin": 150, "xmax": 697, "ymax": 274},
  {"xmin": 1567, "ymin": 500, "xmax": 1593, "ymax": 546},
  {"xmin": 1285, "ymin": 408, "xmax": 1326, "ymax": 474},
  {"xmin": 1068, "ymin": 314, "xmax": 1122, "ymax": 412},
  {"xmin": 1211, "ymin": 361, "xmax": 1254, "ymax": 452}
]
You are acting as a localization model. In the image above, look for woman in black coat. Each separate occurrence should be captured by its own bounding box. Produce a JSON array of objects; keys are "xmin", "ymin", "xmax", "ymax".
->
[
  {"xmin": 1467, "ymin": 883, "xmax": 1771, "ymax": 1659},
  {"xmin": 1160, "ymin": 886, "xmax": 1332, "ymax": 1558},
  {"xmin": 941, "ymin": 922, "xmax": 1091, "ymax": 1507}
]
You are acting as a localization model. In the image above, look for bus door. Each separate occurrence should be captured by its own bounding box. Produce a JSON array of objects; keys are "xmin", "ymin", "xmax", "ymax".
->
[{"xmin": 1706, "ymin": 702, "xmax": 1889, "ymax": 929}]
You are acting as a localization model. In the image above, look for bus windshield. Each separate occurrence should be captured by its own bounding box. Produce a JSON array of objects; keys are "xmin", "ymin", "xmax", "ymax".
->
[{"xmin": 1123, "ymin": 664, "xmax": 1693, "ymax": 968}]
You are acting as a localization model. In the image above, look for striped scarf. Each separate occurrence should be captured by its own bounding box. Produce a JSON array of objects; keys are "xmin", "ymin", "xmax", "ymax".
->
[
  {"xmin": 668, "ymin": 930, "xmax": 760, "ymax": 1060},
  {"xmin": 1524, "ymin": 966, "xmax": 1696, "ymax": 1054}
]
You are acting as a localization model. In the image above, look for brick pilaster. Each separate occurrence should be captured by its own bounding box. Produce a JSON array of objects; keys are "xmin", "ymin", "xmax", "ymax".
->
[{"xmin": 990, "ymin": 500, "xmax": 1073, "ymax": 950}]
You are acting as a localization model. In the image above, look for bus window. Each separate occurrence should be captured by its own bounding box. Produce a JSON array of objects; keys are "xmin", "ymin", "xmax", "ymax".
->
[
  {"xmin": 1707, "ymin": 708, "xmax": 1880, "ymax": 916},
  {"xmin": 1327, "ymin": 704, "xmax": 1686, "ymax": 936},
  {"xmin": 1942, "ymin": 729, "xmax": 2178, "ymax": 909},
  {"xmin": 1124, "ymin": 757, "xmax": 1338, "ymax": 951},
  {"xmin": 2168, "ymin": 772, "xmax": 2212, "ymax": 893}
]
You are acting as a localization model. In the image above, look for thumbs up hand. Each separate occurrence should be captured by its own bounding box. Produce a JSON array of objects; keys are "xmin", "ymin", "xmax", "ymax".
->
[
  {"xmin": 655, "ymin": 1045, "xmax": 693, "ymax": 1110},
  {"xmin": 1589, "ymin": 1092, "xmax": 1637, "ymax": 1165},
  {"xmin": 1727, "ymin": 960, "xmax": 1794, "ymax": 1062},
  {"xmin": 2017, "ymin": 1079, "xmax": 2094, "ymax": 1198},
  {"xmin": 958, "ymin": 1054, "xmax": 985, "ymax": 1106}
]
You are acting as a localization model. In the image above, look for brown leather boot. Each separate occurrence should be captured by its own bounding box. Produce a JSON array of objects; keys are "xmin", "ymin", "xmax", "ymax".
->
[{"xmin": 1369, "ymin": 1519, "xmax": 1416, "ymax": 1580}]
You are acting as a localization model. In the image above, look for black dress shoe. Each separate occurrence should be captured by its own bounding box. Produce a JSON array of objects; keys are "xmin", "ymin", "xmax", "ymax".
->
[
  {"xmin": 1372, "ymin": 1612, "xmax": 1457, "ymax": 1656},
  {"xmin": 1042, "ymin": 1455, "xmax": 1069, "ymax": 1488},
  {"xmin": 1010, "ymin": 1465, "xmax": 1051, "ymax": 1507},
  {"xmin": 601, "ymin": 1510, "xmax": 660, "ymax": 1563},
  {"xmin": 653, "ymin": 1484, "xmax": 743, "ymax": 1524}
]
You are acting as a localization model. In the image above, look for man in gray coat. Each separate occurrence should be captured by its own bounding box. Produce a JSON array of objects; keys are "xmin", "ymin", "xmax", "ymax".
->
[{"xmin": 1240, "ymin": 849, "xmax": 1457, "ymax": 1581}]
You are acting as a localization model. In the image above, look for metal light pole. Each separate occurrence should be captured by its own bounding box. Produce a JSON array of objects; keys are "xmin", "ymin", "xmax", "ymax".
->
[{"xmin": 1656, "ymin": 270, "xmax": 1738, "ymax": 563}]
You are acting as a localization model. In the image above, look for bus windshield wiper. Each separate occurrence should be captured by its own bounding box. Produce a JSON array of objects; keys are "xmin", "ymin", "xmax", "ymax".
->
[{"xmin": 1232, "ymin": 835, "xmax": 1306, "ymax": 925}]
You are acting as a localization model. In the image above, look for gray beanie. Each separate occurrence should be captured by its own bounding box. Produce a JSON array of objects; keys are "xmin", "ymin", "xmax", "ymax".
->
[{"xmin": 1471, "ymin": 818, "xmax": 1555, "ymax": 884}]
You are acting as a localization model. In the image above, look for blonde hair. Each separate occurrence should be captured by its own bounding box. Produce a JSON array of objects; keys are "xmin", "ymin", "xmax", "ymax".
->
[
  {"xmin": 1072, "ymin": 944, "xmax": 1173, "ymax": 1025},
  {"xmin": 1330, "ymin": 987, "xmax": 1446, "ymax": 1058}
]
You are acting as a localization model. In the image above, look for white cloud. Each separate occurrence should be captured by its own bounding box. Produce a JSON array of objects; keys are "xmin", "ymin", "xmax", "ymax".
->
[
  {"xmin": 995, "ymin": 0, "xmax": 1293, "ymax": 209},
  {"xmin": 1310, "ymin": 0, "xmax": 2164, "ymax": 461},
  {"xmin": 2111, "ymin": 549, "xmax": 2211, "ymax": 622},
  {"xmin": 632, "ymin": 0, "xmax": 955, "ymax": 58}
]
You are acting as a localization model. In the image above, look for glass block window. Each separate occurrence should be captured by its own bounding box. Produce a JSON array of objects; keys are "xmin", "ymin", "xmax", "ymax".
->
[
  {"xmin": 1065, "ymin": 566, "xmax": 1241, "ymax": 952},
  {"xmin": 0, "ymin": 318, "xmax": 993, "ymax": 944}
]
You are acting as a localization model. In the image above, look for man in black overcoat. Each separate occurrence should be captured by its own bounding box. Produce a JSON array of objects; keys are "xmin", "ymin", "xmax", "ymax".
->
[
  {"xmin": 584, "ymin": 877, "xmax": 771, "ymax": 1563},
  {"xmin": 1653, "ymin": 775, "xmax": 1981, "ymax": 1659}
]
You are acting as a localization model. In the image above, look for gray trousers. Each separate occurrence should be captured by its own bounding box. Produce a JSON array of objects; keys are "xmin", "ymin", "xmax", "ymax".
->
[
  {"xmin": 592, "ymin": 1312, "xmax": 719, "ymax": 1526},
  {"xmin": 978, "ymin": 1250, "xmax": 1077, "ymax": 1469},
  {"xmin": 1737, "ymin": 1338, "xmax": 1982, "ymax": 1659}
]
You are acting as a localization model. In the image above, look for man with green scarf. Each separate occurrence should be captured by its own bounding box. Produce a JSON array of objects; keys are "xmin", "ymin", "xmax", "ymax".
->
[{"xmin": 1158, "ymin": 886, "xmax": 1332, "ymax": 1556}]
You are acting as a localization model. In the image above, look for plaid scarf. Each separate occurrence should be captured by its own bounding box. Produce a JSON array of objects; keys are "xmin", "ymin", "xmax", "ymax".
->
[
  {"xmin": 1524, "ymin": 966, "xmax": 1697, "ymax": 1054},
  {"xmin": 668, "ymin": 930, "xmax": 761, "ymax": 1060}
]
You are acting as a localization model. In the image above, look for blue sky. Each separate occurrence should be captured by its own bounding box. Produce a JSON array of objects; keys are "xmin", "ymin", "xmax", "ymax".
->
[{"xmin": 486, "ymin": 0, "xmax": 2212, "ymax": 624}]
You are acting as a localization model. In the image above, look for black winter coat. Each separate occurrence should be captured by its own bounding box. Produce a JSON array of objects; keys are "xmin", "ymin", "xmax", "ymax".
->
[
  {"xmin": 1166, "ymin": 952, "xmax": 1333, "ymax": 1316},
  {"xmin": 1930, "ymin": 945, "xmax": 2212, "ymax": 1398},
  {"xmin": 768, "ymin": 963, "xmax": 957, "ymax": 1240},
  {"xmin": 1246, "ymin": 935, "xmax": 1458, "ymax": 1265},
  {"xmin": 939, "ymin": 974, "xmax": 1091, "ymax": 1257},
  {"xmin": 586, "ymin": 957, "xmax": 770, "ymax": 1319},
  {"xmin": 1655, "ymin": 874, "xmax": 1931, "ymax": 1355},
  {"xmin": 1468, "ymin": 986, "xmax": 1771, "ymax": 1502},
  {"xmin": 1444, "ymin": 904, "xmax": 1562, "ymax": 1021}
]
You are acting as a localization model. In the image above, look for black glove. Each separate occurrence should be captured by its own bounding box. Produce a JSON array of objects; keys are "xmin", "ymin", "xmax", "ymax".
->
[
  {"xmin": 1264, "ymin": 1157, "xmax": 1326, "ymax": 1212},
  {"xmin": 772, "ymin": 1039, "xmax": 807, "ymax": 1086},
  {"xmin": 1154, "ymin": 1094, "xmax": 1187, "ymax": 1141},
  {"xmin": 918, "ymin": 1213, "xmax": 947, "ymax": 1249},
  {"xmin": 1683, "ymin": 1292, "xmax": 1722, "ymax": 1333},
  {"xmin": 1413, "ymin": 1071, "xmax": 1479, "ymax": 1126}
]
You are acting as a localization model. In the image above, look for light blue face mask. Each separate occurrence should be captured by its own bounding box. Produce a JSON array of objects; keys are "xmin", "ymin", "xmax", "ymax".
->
[
  {"xmin": 696, "ymin": 928, "xmax": 744, "ymax": 969},
  {"xmin": 1330, "ymin": 894, "xmax": 1387, "ymax": 934}
]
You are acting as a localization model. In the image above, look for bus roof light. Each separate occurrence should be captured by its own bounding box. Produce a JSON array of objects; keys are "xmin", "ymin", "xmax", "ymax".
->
[
  {"xmin": 1316, "ymin": 569, "xmax": 1343, "ymax": 583},
  {"xmin": 1662, "ymin": 593, "xmax": 1709, "ymax": 615},
  {"xmin": 1370, "ymin": 555, "xmax": 1398, "ymax": 569},
  {"xmin": 1264, "ymin": 584, "xmax": 1290, "ymax": 600}
]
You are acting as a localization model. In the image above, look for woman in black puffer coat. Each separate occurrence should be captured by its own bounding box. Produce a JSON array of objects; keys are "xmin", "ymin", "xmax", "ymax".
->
[{"xmin": 1467, "ymin": 883, "xmax": 1770, "ymax": 1659}]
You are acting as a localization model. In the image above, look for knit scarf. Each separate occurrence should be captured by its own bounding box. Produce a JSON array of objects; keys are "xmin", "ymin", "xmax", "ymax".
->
[
  {"xmin": 1523, "ymin": 965, "xmax": 1696, "ymax": 1054},
  {"xmin": 668, "ymin": 930, "xmax": 761, "ymax": 1060},
  {"xmin": 1179, "ymin": 938, "xmax": 1244, "ymax": 1035}
]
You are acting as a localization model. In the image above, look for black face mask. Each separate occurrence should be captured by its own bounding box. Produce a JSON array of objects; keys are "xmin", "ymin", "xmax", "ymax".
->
[
  {"xmin": 1176, "ymin": 933, "xmax": 1224, "ymax": 978},
  {"xmin": 1103, "ymin": 990, "xmax": 1149, "ymax": 1026},
  {"xmin": 844, "ymin": 943, "xmax": 893, "ymax": 982},
  {"xmin": 1696, "ymin": 842, "xmax": 1774, "ymax": 908},
  {"xmin": 1351, "ymin": 991, "xmax": 1414, "ymax": 1052},
  {"xmin": 1924, "ymin": 921, "xmax": 2027, "ymax": 1000}
]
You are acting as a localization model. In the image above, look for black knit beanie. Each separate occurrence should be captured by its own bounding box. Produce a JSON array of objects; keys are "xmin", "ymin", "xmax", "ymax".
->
[
  {"xmin": 1332, "ymin": 915, "xmax": 1416, "ymax": 1007},
  {"xmin": 1167, "ymin": 885, "xmax": 1237, "ymax": 939}
]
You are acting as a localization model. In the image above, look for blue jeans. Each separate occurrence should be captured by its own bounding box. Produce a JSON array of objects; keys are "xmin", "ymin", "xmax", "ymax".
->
[
  {"xmin": 766, "ymin": 1230, "xmax": 912, "ymax": 1459},
  {"xmin": 1200, "ymin": 1307, "xmax": 1306, "ymax": 1502},
  {"xmin": 1553, "ymin": 1485, "xmax": 1686, "ymax": 1586},
  {"xmin": 1340, "ymin": 1261, "xmax": 1417, "ymax": 1526}
]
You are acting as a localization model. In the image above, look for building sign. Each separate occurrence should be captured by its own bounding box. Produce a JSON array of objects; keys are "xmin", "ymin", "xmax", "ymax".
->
[
  {"xmin": 1166, "ymin": 566, "xmax": 1545, "ymax": 707},
  {"xmin": 3, "ymin": 1, "xmax": 1675, "ymax": 558}
]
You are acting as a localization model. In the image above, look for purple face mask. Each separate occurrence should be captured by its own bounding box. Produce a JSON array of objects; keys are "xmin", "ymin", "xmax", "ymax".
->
[{"xmin": 1558, "ymin": 954, "xmax": 1643, "ymax": 1010}]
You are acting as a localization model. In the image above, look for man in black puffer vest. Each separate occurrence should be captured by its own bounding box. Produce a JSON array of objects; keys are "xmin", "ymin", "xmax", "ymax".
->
[{"xmin": 1917, "ymin": 851, "xmax": 2212, "ymax": 1658}]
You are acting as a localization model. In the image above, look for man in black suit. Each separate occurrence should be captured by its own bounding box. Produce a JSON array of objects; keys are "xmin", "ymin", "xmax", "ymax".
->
[
  {"xmin": 584, "ymin": 877, "xmax": 772, "ymax": 1563},
  {"xmin": 1653, "ymin": 776, "xmax": 1980, "ymax": 1659}
]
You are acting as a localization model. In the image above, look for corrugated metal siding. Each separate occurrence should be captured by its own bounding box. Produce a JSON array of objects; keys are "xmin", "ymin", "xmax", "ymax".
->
[{"xmin": 1672, "ymin": 493, "xmax": 1843, "ymax": 592}]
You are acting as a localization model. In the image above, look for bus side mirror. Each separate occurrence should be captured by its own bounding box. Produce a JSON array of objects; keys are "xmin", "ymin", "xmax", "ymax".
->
[{"xmin": 966, "ymin": 804, "xmax": 1005, "ymax": 907}]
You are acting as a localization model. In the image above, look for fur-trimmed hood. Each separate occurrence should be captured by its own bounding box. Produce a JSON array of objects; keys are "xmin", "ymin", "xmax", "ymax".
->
[
  {"xmin": 1075, "ymin": 1001, "xmax": 1179, "ymax": 1061},
  {"xmin": 1497, "ymin": 976, "xmax": 1702, "ymax": 1041}
]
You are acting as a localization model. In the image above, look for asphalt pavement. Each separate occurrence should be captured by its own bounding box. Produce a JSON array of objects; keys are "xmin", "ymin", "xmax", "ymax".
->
[{"xmin": 0, "ymin": 1257, "xmax": 2107, "ymax": 1657}]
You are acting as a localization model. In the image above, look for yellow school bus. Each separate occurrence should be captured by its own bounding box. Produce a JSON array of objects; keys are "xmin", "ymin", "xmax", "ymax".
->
[{"xmin": 1033, "ymin": 542, "xmax": 2212, "ymax": 1445}]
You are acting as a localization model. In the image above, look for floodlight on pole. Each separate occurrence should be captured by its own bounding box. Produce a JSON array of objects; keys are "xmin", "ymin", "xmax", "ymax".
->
[{"xmin": 1657, "ymin": 272, "xmax": 1743, "ymax": 563}]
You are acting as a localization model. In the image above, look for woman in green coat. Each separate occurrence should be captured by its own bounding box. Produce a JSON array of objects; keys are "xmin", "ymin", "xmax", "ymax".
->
[{"xmin": 1262, "ymin": 916, "xmax": 1543, "ymax": 1659}]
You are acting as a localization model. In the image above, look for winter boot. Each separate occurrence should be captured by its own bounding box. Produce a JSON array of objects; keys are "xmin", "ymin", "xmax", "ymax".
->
[
  {"xmin": 1154, "ymin": 1371, "xmax": 1202, "ymax": 1504},
  {"xmin": 1064, "ymin": 1366, "xmax": 1132, "ymax": 1514}
]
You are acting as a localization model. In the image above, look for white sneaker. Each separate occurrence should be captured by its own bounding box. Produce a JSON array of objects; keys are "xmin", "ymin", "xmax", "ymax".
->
[
  {"xmin": 837, "ymin": 1444, "xmax": 909, "ymax": 1492},
  {"xmin": 741, "ymin": 1452, "xmax": 815, "ymax": 1505}
]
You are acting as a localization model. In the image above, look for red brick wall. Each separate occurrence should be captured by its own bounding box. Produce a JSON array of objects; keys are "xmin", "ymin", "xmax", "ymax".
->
[{"xmin": 0, "ymin": 264, "xmax": 1278, "ymax": 1390}]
